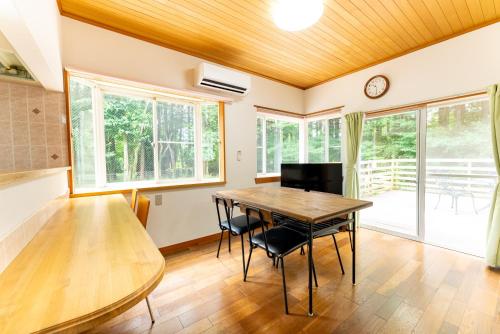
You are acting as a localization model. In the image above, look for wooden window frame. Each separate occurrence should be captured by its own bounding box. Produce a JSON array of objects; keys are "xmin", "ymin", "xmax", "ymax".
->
[
  {"xmin": 254, "ymin": 105, "xmax": 344, "ymax": 183},
  {"xmin": 256, "ymin": 111, "xmax": 303, "ymax": 177},
  {"xmin": 305, "ymin": 113, "xmax": 342, "ymax": 164},
  {"xmin": 64, "ymin": 69, "xmax": 226, "ymax": 196}
]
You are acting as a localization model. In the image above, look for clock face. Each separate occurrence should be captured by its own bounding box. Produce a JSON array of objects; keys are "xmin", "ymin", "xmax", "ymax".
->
[{"xmin": 364, "ymin": 75, "xmax": 389, "ymax": 99}]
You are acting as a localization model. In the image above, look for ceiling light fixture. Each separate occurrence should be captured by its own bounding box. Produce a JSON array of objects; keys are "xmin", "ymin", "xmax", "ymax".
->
[{"xmin": 272, "ymin": 0, "xmax": 324, "ymax": 32}]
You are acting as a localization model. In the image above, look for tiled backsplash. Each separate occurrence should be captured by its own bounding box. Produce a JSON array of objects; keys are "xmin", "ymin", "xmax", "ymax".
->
[
  {"xmin": 0, "ymin": 193, "xmax": 68, "ymax": 273},
  {"xmin": 0, "ymin": 81, "xmax": 69, "ymax": 172}
]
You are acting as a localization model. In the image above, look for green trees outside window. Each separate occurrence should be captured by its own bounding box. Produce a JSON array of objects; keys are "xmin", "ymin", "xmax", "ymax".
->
[
  {"xmin": 257, "ymin": 115, "xmax": 300, "ymax": 174},
  {"xmin": 307, "ymin": 117, "xmax": 342, "ymax": 163},
  {"xmin": 70, "ymin": 79, "xmax": 96, "ymax": 188},
  {"xmin": 103, "ymin": 94, "xmax": 154, "ymax": 183},
  {"xmin": 69, "ymin": 76, "xmax": 222, "ymax": 192},
  {"xmin": 201, "ymin": 103, "xmax": 220, "ymax": 179},
  {"xmin": 157, "ymin": 101, "xmax": 195, "ymax": 179}
]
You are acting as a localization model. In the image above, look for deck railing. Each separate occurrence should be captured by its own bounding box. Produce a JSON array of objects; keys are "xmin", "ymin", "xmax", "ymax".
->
[{"xmin": 360, "ymin": 158, "xmax": 496, "ymax": 198}]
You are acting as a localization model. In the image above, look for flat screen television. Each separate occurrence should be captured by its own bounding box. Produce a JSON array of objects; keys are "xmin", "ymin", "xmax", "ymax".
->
[{"xmin": 281, "ymin": 163, "xmax": 343, "ymax": 195}]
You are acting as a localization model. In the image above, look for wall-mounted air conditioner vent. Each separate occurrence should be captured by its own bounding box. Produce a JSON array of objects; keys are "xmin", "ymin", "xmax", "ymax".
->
[{"xmin": 195, "ymin": 63, "xmax": 251, "ymax": 96}]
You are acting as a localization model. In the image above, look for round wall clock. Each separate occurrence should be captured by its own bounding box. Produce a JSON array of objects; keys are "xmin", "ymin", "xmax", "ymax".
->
[{"xmin": 364, "ymin": 75, "xmax": 390, "ymax": 99}]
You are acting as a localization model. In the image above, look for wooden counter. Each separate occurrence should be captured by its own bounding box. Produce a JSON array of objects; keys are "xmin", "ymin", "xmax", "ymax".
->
[
  {"xmin": 0, "ymin": 195, "xmax": 165, "ymax": 333},
  {"xmin": 0, "ymin": 167, "xmax": 70, "ymax": 190}
]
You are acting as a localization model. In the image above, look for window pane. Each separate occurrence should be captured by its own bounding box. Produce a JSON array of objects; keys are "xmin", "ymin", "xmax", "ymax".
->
[
  {"xmin": 328, "ymin": 118, "xmax": 341, "ymax": 162},
  {"xmin": 425, "ymin": 98, "xmax": 494, "ymax": 256},
  {"xmin": 280, "ymin": 120, "xmax": 299, "ymax": 163},
  {"xmin": 361, "ymin": 112, "xmax": 417, "ymax": 161},
  {"xmin": 426, "ymin": 99, "xmax": 492, "ymax": 159},
  {"xmin": 266, "ymin": 119, "xmax": 280, "ymax": 173},
  {"xmin": 257, "ymin": 117, "xmax": 263, "ymax": 174},
  {"xmin": 157, "ymin": 101, "xmax": 195, "ymax": 179},
  {"xmin": 201, "ymin": 103, "xmax": 220, "ymax": 179},
  {"xmin": 360, "ymin": 111, "xmax": 418, "ymax": 236},
  {"xmin": 70, "ymin": 79, "xmax": 96, "ymax": 189},
  {"xmin": 103, "ymin": 94, "xmax": 154, "ymax": 183},
  {"xmin": 308, "ymin": 120, "xmax": 325, "ymax": 162}
]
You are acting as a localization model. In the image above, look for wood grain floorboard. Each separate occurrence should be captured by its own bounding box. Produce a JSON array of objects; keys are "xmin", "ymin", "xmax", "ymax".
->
[{"xmin": 89, "ymin": 229, "xmax": 500, "ymax": 334}]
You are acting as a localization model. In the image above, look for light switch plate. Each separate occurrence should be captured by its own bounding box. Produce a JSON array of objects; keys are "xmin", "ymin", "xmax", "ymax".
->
[{"xmin": 155, "ymin": 194, "xmax": 163, "ymax": 206}]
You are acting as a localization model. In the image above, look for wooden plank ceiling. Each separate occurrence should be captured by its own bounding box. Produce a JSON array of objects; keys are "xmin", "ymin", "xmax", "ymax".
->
[{"xmin": 58, "ymin": 0, "xmax": 500, "ymax": 89}]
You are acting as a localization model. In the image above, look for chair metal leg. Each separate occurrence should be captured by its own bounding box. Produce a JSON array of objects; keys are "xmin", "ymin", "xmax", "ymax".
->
[
  {"xmin": 244, "ymin": 245, "xmax": 253, "ymax": 281},
  {"xmin": 348, "ymin": 228, "xmax": 353, "ymax": 252},
  {"xmin": 312, "ymin": 259, "xmax": 318, "ymax": 287},
  {"xmin": 228, "ymin": 231, "xmax": 231, "ymax": 253},
  {"xmin": 145, "ymin": 296, "xmax": 155, "ymax": 324},
  {"xmin": 434, "ymin": 193, "xmax": 442, "ymax": 209},
  {"xmin": 470, "ymin": 193, "xmax": 479, "ymax": 214},
  {"xmin": 300, "ymin": 246, "xmax": 305, "ymax": 255},
  {"xmin": 352, "ymin": 216, "xmax": 356, "ymax": 285},
  {"xmin": 240, "ymin": 234, "xmax": 246, "ymax": 278},
  {"xmin": 332, "ymin": 234, "xmax": 345, "ymax": 275},
  {"xmin": 216, "ymin": 230, "xmax": 224, "ymax": 258},
  {"xmin": 280, "ymin": 257, "xmax": 289, "ymax": 314}
]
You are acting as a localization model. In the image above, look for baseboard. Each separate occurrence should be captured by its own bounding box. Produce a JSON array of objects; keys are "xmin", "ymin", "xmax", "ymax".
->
[{"xmin": 159, "ymin": 232, "xmax": 226, "ymax": 256}]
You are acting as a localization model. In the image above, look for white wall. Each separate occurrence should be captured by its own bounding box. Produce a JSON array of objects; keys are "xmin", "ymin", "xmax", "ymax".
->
[
  {"xmin": 61, "ymin": 17, "xmax": 303, "ymax": 247},
  {"xmin": 0, "ymin": 0, "xmax": 63, "ymax": 91},
  {"xmin": 0, "ymin": 171, "xmax": 68, "ymax": 240},
  {"xmin": 305, "ymin": 22, "xmax": 500, "ymax": 114}
]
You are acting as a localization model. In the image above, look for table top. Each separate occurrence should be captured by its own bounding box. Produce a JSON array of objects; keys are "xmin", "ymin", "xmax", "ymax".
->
[
  {"xmin": 215, "ymin": 187, "xmax": 373, "ymax": 223},
  {"xmin": 0, "ymin": 195, "xmax": 165, "ymax": 333}
]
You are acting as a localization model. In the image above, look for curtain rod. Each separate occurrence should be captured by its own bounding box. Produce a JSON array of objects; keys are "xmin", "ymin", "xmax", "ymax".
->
[
  {"xmin": 365, "ymin": 90, "xmax": 487, "ymax": 117},
  {"xmin": 66, "ymin": 67, "xmax": 234, "ymax": 103},
  {"xmin": 254, "ymin": 105, "xmax": 344, "ymax": 119}
]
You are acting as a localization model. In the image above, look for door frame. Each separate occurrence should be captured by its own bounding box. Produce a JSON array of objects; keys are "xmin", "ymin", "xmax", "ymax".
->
[
  {"xmin": 359, "ymin": 108, "xmax": 425, "ymax": 241},
  {"xmin": 360, "ymin": 95, "xmax": 492, "ymax": 257}
]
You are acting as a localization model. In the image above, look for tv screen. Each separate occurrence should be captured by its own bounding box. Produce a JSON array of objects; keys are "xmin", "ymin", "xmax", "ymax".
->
[{"xmin": 281, "ymin": 163, "xmax": 343, "ymax": 195}]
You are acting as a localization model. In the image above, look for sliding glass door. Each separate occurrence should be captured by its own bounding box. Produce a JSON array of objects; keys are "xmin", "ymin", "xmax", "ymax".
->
[
  {"xmin": 359, "ymin": 96, "xmax": 494, "ymax": 256},
  {"xmin": 359, "ymin": 110, "xmax": 420, "ymax": 237},
  {"xmin": 424, "ymin": 97, "xmax": 494, "ymax": 256}
]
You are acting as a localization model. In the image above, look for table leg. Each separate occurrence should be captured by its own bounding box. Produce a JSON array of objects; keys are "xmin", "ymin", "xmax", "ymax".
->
[
  {"xmin": 308, "ymin": 222, "xmax": 313, "ymax": 316},
  {"xmin": 352, "ymin": 213, "xmax": 356, "ymax": 285}
]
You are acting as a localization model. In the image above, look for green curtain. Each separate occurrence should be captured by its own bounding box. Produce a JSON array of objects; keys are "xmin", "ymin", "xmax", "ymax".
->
[
  {"xmin": 487, "ymin": 84, "xmax": 500, "ymax": 267},
  {"xmin": 344, "ymin": 112, "xmax": 364, "ymax": 199}
]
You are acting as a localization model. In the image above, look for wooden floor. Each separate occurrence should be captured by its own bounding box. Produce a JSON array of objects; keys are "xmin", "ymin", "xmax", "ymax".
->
[{"xmin": 90, "ymin": 229, "xmax": 500, "ymax": 334}]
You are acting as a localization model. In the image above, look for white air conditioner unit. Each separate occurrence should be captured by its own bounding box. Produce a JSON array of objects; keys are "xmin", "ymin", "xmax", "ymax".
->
[{"xmin": 195, "ymin": 62, "xmax": 251, "ymax": 96}]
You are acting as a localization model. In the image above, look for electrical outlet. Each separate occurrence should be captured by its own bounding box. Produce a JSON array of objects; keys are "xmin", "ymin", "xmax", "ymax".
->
[{"xmin": 155, "ymin": 194, "xmax": 163, "ymax": 206}]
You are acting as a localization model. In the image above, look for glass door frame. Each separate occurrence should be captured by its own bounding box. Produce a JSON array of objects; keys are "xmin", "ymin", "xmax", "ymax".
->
[
  {"xmin": 362, "ymin": 95, "xmax": 492, "ymax": 256},
  {"xmin": 359, "ymin": 108, "xmax": 425, "ymax": 242}
]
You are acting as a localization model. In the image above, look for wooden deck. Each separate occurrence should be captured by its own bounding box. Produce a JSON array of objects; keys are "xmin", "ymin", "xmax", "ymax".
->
[{"xmin": 90, "ymin": 228, "xmax": 500, "ymax": 334}]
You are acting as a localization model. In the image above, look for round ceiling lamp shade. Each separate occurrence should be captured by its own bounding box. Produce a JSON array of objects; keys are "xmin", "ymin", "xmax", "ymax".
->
[{"xmin": 271, "ymin": 0, "xmax": 324, "ymax": 32}]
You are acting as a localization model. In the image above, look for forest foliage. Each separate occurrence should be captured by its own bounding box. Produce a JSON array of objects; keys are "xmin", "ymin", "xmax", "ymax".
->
[{"xmin": 70, "ymin": 79, "xmax": 220, "ymax": 188}]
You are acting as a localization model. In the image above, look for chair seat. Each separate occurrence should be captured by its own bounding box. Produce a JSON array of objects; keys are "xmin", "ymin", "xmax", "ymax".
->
[
  {"xmin": 221, "ymin": 215, "xmax": 261, "ymax": 235},
  {"xmin": 251, "ymin": 226, "xmax": 308, "ymax": 257}
]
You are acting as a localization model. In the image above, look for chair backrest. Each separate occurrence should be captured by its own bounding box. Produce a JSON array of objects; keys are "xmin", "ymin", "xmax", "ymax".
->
[
  {"xmin": 131, "ymin": 189, "xmax": 139, "ymax": 212},
  {"xmin": 214, "ymin": 196, "xmax": 233, "ymax": 229},
  {"xmin": 136, "ymin": 195, "xmax": 150, "ymax": 229},
  {"xmin": 244, "ymin": 205, "xmax": 273, "ymax": 258}
]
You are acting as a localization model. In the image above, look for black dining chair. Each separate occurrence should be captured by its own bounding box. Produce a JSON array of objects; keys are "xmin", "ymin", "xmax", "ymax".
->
[
  {"xmin": 275, "ymin": 214, "xmax": 351, "ymax": 275},
  {"xmin": 243, "ymin": 206, "xmax": 318, "ymax": 314},
  {"xmin": 214, "ymin": 197, "xmax": 261, "ymax": 277}
]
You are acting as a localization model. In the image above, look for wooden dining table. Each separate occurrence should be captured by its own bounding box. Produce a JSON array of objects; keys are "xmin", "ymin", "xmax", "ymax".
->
[
  {"xmin": 0, "ymin": 194, "xmax": 165, "ymax": 333},
  {"xmin": 214, "ymin": 186, "xmax": 373, "ymax": 316}
]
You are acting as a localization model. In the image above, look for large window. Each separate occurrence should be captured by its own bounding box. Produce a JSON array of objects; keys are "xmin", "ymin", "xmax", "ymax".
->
[
  {"xmin": 359, "ymin": 95, "xmax": 493, "ymax": 256},
  {"xmin": 307, "ymin": 117, "xmax": 341, "ymax": 163},
  {"xmin": 69, "ymin": 74, "xmax": 224, "ymax": 193},
  {"xmin": 257, "ymin": 114, "xmax": 301, "ymax": 175}
]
